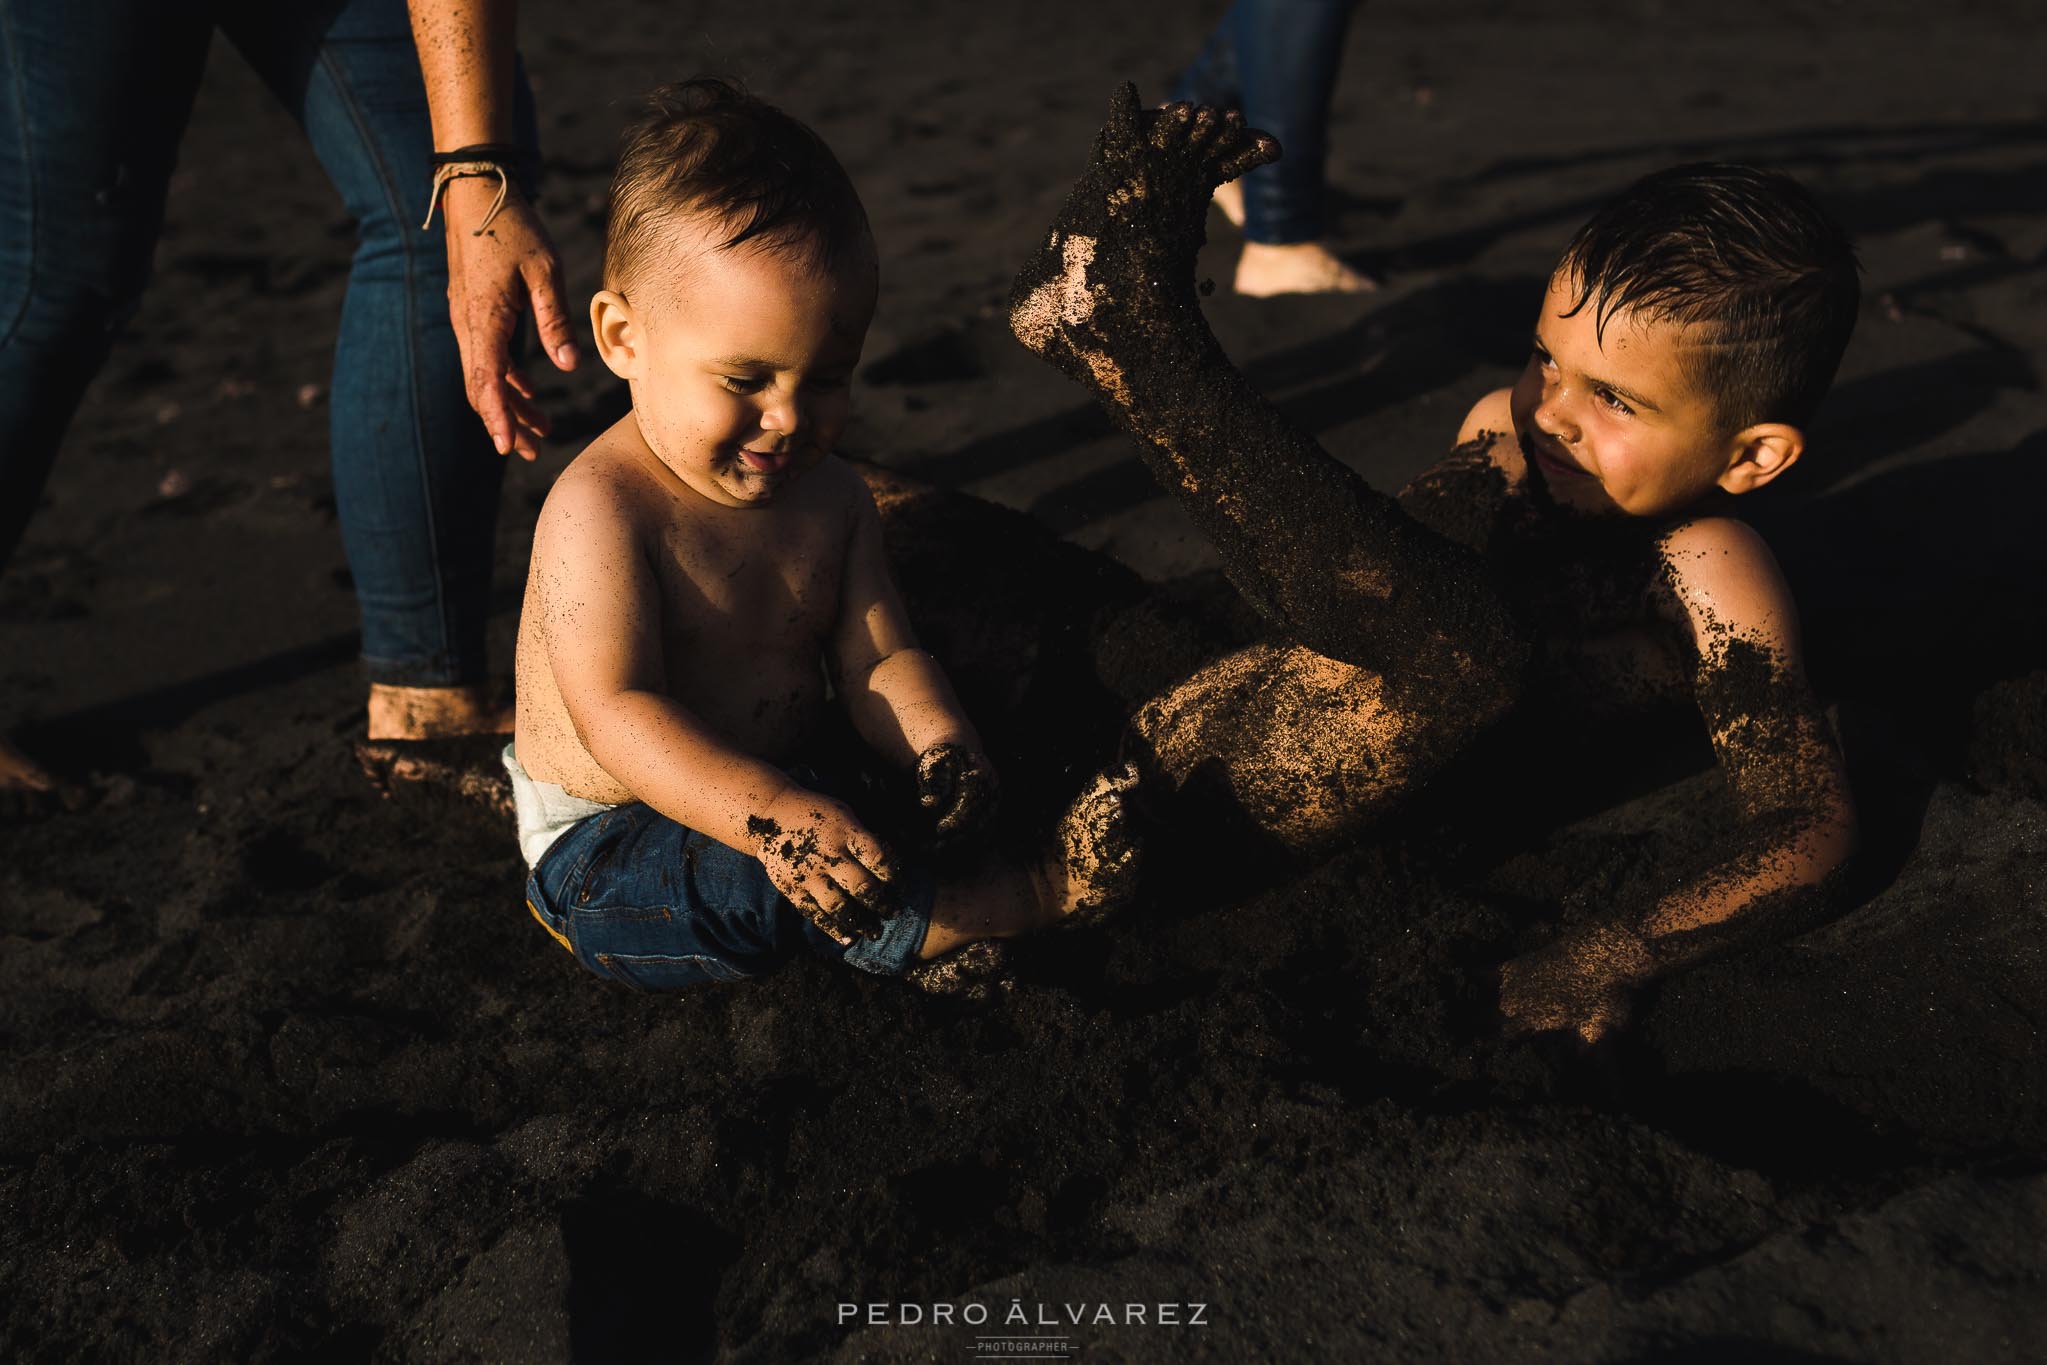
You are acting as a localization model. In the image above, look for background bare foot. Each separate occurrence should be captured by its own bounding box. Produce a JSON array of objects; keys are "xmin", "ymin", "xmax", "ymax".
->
[
  {"xmin": 1234, "ymin": 239, "xmax": 1378, "ymax": 296},
  {"xmin": 366, "ymin": 683, "xmax": 514, "ymax": 742}
]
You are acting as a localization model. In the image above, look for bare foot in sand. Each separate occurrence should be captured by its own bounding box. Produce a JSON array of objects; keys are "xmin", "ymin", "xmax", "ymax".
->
[
  {"xmin": 357, "ymin": 685, "xmax": 515, "ymax": 812},
  {"xmin": 906, "ymin": 939, "xmax": 1014, "ymax": 998},
  {"xmin": 353, "ymin": 733, "xmax": 515, "ymax": 819},
  {"xmin": 365, "ymin": 683, "xmax": 513, "ymax": 741},
  {"xmin": 1008, "ymin": 85, "xmax": 1279, "ymax": 386},
  {"xmin": 1234, "ymin": 241, "xmax": 1377, "ymax": 297},
  {"xmin": 1211, "ymin": 180, "xmax": 1378, "ymax": 296}
]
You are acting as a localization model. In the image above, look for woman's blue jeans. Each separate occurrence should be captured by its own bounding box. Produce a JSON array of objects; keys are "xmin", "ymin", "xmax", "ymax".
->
[
  {"xmin": 0, "ymin": 0, "xmax": 535, "ymax": 686},
  {"xmin": 1172, "ymin": 0, "xmax": 1362, "ymax": 245}
]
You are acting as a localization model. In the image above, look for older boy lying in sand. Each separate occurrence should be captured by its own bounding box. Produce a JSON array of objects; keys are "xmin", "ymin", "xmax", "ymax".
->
[
  {"xmin": 507, "ymin": 80, "xmax": 1138, "ymax": 993},
  {"xmin": 1011, "ymin": 87, "xmax": 1859, "ymax": 1041}
]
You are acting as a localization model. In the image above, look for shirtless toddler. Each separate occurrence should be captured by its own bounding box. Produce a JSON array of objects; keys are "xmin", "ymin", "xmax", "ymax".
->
[
  {"xmin": 509, "ymin": 80, "xmax": 1136, "ymax": 992},
  {"xmin": 1011, "ymin": 88, "xmax": 1861, "ymax": 1041}
]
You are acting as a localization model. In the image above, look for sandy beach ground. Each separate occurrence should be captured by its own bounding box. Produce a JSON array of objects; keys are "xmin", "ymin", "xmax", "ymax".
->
[{"xmin": 3, "ymin": 0, "xmax": 2044, "ymax": 1359}]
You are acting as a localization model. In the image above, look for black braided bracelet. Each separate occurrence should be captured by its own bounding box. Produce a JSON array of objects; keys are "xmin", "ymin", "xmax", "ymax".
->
[{"xmin": 432, "ymin": 142, "xmax": 523, "ymax": 168}]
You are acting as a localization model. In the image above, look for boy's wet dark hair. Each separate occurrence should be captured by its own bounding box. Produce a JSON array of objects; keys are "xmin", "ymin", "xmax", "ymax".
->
[
  {"xmin": 1558, "ymin": 163, "xmax": 1860, "ymax": 430},
  {"xmin": 604, "ymin": 77, "xmax": 871, "ymax": 292}
]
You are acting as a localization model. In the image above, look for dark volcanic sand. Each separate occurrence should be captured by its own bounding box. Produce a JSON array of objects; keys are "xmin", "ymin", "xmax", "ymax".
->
[{"xmin": 4, "ymin": 1, "xmax": 2045, "ymax": 1360}]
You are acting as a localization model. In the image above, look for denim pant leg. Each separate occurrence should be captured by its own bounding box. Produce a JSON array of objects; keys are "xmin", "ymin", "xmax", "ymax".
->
[
  {"xmin": 0, "ymin": 0, "xmax": 214, "ymax": 569},
  {"xmin": 1172, "ymin": 0, "xmax": 1363, "ymax": 244},
  {"xmin": 218, "ymin": 0, "xmax": 539, "ymax": 687},
  {"xmin": 525, "ymin": 803, "xmax": 935, "ymax": 994}
]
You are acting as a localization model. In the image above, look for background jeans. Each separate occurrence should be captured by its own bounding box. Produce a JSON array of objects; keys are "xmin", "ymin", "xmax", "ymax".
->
[
  {"xmin": 1172, "ymin": 0, "xmax": 1362, "ymax": 245},
  {"xmin": 0, "ymin": 0, "xmax": 535, "ymax": 686}
]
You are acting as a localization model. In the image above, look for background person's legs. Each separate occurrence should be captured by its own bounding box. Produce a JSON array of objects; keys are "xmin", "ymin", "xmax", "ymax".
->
[
  {"xmin": 0, "ymin": 0, "xmax": 215, "ymax": 797},
  {"xmin": 220, "ymin": 0, "xmax": 538, "ymax": 736},
  {"xmin": 1171, "ymin": 0, "xmax": 1373, "ymax": 294}
]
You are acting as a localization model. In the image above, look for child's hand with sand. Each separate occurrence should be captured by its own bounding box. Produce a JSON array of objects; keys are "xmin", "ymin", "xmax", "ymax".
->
[
  {"xmin": 916, "ymin": 741, "xmax": 1000, "ymax": 845},
  {"xmin": 750, "ymin": 788, "xmax": 902, "ymax": 944}
]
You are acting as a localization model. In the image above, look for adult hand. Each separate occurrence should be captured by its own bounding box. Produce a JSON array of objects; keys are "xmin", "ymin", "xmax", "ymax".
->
[
  {"xmin": 438, "ymin": 172, "xmax": 579, "ymax": 461},
  {"xmin": 751, "ymin": 788, "xmax": 901, "ymax": 944}
]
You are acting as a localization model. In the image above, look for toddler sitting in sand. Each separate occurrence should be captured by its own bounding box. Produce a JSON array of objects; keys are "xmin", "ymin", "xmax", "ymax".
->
[
  {"xmin": 1010, "ymin": 88, "xmax": 1861, "ymax": 1041},
  {"xmin": 506, "ymin": 80, "xmax": 1137, "ymax": 993}
]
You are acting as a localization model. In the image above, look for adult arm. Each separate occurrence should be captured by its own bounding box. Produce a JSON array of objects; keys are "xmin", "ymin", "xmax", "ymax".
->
[{"xmin": 406, "ymin": 0, "xmax": 579, "ymax": 460}]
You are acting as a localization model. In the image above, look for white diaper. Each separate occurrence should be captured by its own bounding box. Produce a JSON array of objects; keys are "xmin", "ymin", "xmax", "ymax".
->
[{"xmin": 502, "ymin": 744, "xmax": 617, "ymax": 868}]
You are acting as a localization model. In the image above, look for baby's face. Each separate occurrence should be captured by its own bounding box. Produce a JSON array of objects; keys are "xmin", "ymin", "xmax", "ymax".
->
[
  {"xmin": 624, "ymin": 223, "xmax": 876, "ymax": 509},
  {"xmin": 1510, "ymin": 271, "xmax": 1740, "ymax": 518}
]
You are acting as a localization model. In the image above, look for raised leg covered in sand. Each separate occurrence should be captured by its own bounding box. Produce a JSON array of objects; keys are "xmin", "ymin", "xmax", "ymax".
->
[{"xmin": 1010, "ymin": 86, "xmax": 1531, "ymax": 850}]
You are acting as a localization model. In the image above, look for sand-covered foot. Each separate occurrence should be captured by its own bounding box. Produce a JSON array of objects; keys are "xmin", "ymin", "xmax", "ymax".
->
[
  {"xmin": 355, "ymin": 733, "xmax": 515, "ymax": 820},
  {"xmin": 906, "ymin": 939, "xmax": 1014, "ymax": 1000},
  {"xmin": 360, "ymin": 685, "xmax": 515, "ymax": 812},
  {"xmin": 1235, "ymin": 240, "xmax": 1378, "ymax": 297},
  {"xmin": 1008, "ymin": 85, "xmax": 1279, "ymax": 388},
  {"xmin": 1042, "ymin": 762, "xmax": 1144, "ymax": 923}
]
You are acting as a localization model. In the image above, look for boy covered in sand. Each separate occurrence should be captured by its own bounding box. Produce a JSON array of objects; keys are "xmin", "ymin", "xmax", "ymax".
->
[
  {"xmin": 507, "ymin": 81, "xmax": 1137, "ymax": 992},
  {"xmin": 1010, "ymin": 88, "xmax": 1860, "ymax": 1041}
]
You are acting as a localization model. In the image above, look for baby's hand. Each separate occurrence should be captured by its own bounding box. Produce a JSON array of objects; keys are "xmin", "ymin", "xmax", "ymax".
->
[
  {"xmin": 915, "ymin": 743, "xmax": 1000, "ymax": 846},
  {"xmin": 750, "ymin": 789, "xmax": 901, "ymax": 944},
  {"xmin": 1499, "ymin": 921, "xmax": 1652, "ymax": 1045}
]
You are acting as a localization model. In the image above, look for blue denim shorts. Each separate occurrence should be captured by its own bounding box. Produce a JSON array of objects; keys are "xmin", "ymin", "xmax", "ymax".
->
[{"xmin": 523, "ymin": 798, "xmax": 934, "ymax": 993}]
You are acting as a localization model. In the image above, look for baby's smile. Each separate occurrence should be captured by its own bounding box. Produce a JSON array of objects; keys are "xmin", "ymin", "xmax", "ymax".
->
[{"xmin": 736, "ymin": 446, "xmax": 796, "ymax": 475}]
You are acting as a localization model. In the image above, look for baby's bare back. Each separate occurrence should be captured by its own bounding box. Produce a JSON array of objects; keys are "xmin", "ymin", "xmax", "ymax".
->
[{"xmin": 515, "ymin": 444, "xmax": 859, "ymax": 803}]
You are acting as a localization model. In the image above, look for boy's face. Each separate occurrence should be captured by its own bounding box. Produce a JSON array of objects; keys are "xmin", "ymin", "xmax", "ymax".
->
[
  {"xmin": 606, "ymin": 219, "xmax": 877, "ymax": 509},
  {"xmin": 1510, "ymin": 271, "xmax": 1743, "ymax": 518}
]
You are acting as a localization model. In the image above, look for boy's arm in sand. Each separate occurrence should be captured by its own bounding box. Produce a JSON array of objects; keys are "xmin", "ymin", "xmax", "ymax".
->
[
  {"xmin": 532, "ymin": 476, "xmax": 900, "ymax": 940},
  {"xmin": 830, "ymin": 479, "xmax": 999, "ymax": 842},
  {"xmin": 406, "ymin": 0, "xmax": 577, "ymax": 461},
  {"xmin": 1397, "ymin": 390, "xmax": 1522, "ymax": 522},
  {"xmin": 1501, "ymin": 518, "xmax": 1858, "ymax": 1041}
]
